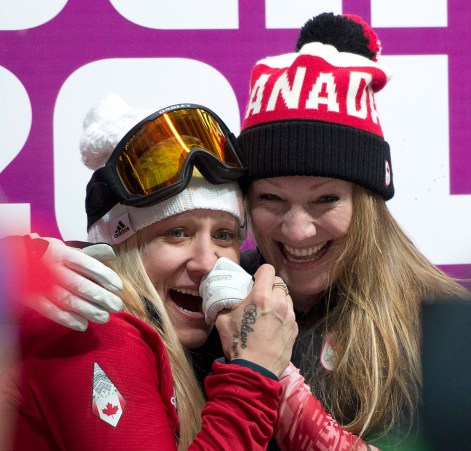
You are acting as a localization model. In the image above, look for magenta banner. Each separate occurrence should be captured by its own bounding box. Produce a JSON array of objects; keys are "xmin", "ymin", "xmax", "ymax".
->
[{"xmin": 0, "ymin": 0, "xmax": 470, "ymax": 280}]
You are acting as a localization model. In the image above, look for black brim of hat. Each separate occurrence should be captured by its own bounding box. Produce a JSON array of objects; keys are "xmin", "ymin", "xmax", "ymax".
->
[{"xmin": 238, "ymin": 119, "xmax": 394, "ymax": 200}]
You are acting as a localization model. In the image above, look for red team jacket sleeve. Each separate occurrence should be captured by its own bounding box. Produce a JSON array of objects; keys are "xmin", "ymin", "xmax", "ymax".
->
[
  {"xmin": 191, "ymin": 360, "xmax": 281, "ymax": 451},
  {"xmin": 275, "ymin": 363, "xmax": 379, "ymax": 451},
  {"xmin": 1, "ymin": 311, "xmax": 282, "ymax": 450},
  {"xmin": 2, "ymin": 312, "xmax": 180, "ymax": 450}
]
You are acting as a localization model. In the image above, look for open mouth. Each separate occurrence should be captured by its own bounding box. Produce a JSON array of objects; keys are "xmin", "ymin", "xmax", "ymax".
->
[
  {"xmin": 280, "ymin": 240, "xmax": 331, "ymax": 263},
  {"xmin": 168, "ymin": 288, "xmax": 203, "ymax": 314}
]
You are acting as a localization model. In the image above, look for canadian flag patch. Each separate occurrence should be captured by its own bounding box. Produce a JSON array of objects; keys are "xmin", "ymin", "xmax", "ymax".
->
[{"xmin": 92, "ymin": 363, "xmax": 126, "ymax": 427}]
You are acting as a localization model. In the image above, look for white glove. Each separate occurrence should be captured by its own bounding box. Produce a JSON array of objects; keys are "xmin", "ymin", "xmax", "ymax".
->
[
  {"xmin": 20, "ymin": 234, "xmax": 124, "ymax": 331},
  {"xmin": 199, "ymin": 257, "xmax": 254, "ymax": 325}
]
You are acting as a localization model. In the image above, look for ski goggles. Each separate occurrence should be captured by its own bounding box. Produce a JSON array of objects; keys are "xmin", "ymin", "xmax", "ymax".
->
[{"xmin": 85, "ymin": 104, "xmax": 246, "ymax": 228}]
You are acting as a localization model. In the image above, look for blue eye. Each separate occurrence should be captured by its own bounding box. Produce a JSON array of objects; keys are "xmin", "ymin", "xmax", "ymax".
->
[
  {"xmin": 214, "ymin": 230, "xmax": 234, "ymax": 241},
  {"xmin": 167, "ymin": 228, "xmax": 186, "ymax": 238}
]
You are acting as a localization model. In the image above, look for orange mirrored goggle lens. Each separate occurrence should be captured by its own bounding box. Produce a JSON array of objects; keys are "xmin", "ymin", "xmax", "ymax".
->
[{"xmin": 116, "ymin": 108, "xmax": 241, "ymax": 195}]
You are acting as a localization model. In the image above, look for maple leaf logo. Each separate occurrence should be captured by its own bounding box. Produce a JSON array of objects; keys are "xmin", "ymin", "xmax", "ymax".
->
[{"xmin": 102, "ymin": 402, "xmax": 119, "ymax": 417}]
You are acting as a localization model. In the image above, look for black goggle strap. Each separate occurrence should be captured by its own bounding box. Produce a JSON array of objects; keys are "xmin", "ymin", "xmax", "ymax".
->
[
  {"xmin": 85, "ymin": 153, "xmax": 240, "ymax": 229},
  {"xmin": 186, "ymin": 149, "xmax": 247, "ymax": 183},
  {"xmin": 86, "ymin": 165, "xmax": 126, "ymax": 229}
]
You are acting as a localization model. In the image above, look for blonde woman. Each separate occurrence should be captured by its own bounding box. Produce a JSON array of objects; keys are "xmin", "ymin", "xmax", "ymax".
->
[
  {"xmin": 0, "ymin": 96, "xmax": 297, "ymax": 450},
  {"xmin": 237, "ymin": 12, "xmax": 470, "ymax": 449}
]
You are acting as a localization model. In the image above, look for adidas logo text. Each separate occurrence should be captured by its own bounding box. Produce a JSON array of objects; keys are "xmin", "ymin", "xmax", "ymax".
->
[{"xmin": 114, "ymin": 220, "xmax": 130, "ymax": 238}]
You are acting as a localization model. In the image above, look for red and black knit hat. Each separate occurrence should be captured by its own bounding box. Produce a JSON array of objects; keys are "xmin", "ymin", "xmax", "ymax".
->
[{"xmin": 238, "ymin": 13, "xmax": 394, "ymax": 199}]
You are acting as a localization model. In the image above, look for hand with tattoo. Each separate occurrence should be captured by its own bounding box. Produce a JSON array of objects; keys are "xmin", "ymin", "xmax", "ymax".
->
[{"xmin": 215, "ymin": 264, "xmax": 298, "ymax": 377}]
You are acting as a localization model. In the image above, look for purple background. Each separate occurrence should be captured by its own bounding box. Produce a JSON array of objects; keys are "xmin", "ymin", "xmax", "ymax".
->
[{"xmin": 0, "ymin": 0, "xmax": 470, "ymax": 280}]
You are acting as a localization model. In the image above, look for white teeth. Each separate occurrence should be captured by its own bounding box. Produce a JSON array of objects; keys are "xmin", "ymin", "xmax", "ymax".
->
[
  {"xmin": 175, "ymin": 305, "xmax": 203, "ymax": 316},
  {"xmin": 283, "ymin": 241, "xmax": 328, "ymax": 262},
  {"xmin": 173, "ymin": 288, "xmax": 200, "ymax": 297},
  {"xmin": 283, "ymin": 242, "xmax": 327, "ymax": 257}
]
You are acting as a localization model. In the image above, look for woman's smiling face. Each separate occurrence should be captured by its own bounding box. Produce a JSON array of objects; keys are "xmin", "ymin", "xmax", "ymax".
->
[
  {"xmin": 248, "ymin": 176, "xmax": 353, "ymax": 312},
  {"xmin": 141, "ymin": 209, "xmax": 240, "ymax": 349}
]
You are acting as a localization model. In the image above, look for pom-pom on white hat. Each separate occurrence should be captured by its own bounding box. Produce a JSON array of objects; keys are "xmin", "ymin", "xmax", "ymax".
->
[{"xmin": 80, "ymin": 93, "xmax": 246, "ymax": 245}]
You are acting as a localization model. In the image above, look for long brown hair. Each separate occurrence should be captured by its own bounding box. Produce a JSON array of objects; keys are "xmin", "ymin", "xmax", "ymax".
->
[
  {"xmin": 111, "ymin": 234, "xmax": 205, "ymax": 450},
  {"xmin": 307, "ymin": 186, "xmax": 469, "ymax": 438}
]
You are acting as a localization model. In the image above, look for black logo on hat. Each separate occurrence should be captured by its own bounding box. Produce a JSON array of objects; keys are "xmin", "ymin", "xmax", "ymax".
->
[{"xmin": 114, "ymin": 220, "xmax": 130, "ymax": 239}]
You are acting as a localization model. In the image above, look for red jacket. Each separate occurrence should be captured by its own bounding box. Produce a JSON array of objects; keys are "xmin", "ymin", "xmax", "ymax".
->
[{"xmin": 1, "ymin": 311, "xmax": 281, "ymax": 450}]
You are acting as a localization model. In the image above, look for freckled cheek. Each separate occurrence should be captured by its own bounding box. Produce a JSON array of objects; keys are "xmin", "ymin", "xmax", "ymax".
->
[
  {"xmin": 249, "ymin": 211, "xmax": 280, "ymax": 261},
  {"xmin": 141, "ymin": 246, "xmax": 175, "ymax": 293},
  {"xmin": 250, "ymin": 208, "xmax": 278, "ymax": 232},
  {"xmin": 220, "ymin": 242, "xmax": 241, "ymax": 262},
  {"xmin": 329, "ymin": 209, "xmax": 353, "ymax": 238},
  {"xmin": 142, "ymin": 263, "xmax": 165, "ymax": 292}
]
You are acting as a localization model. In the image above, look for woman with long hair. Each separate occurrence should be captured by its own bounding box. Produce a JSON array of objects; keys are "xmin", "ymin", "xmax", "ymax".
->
[
  {"xmin": 238, "ymin": 12, "xmax": 470, "ymax": 448},
  {"xmin": 0, "ymin": 95, "xmax": 297, "ymax": 450}
]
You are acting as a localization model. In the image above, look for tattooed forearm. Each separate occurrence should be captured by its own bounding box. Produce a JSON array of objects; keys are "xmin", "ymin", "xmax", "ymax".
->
[
  {"xmin": 240, "ymin": 304, "xmax": 257, "ymax": 349},
  {"xmin": 232, "ymin": 334, "xmax": 239, "ymax": 358}
]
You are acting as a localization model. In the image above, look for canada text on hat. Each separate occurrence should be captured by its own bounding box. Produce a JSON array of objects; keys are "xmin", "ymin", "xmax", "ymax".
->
[{"xmin": 242, "ymin": 42, "xmax": 391, "ymax": 138}]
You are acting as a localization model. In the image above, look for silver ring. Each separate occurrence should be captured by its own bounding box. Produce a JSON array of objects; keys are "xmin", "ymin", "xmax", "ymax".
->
[{"xmin": 272, "ymin": 282, "xmax": 289, "ymax": 296}]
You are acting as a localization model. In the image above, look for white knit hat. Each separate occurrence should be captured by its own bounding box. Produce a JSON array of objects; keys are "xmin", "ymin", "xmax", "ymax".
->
[{"xmin": 80, "ymin": 93, "xmax": 246, "ymax": 245}]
